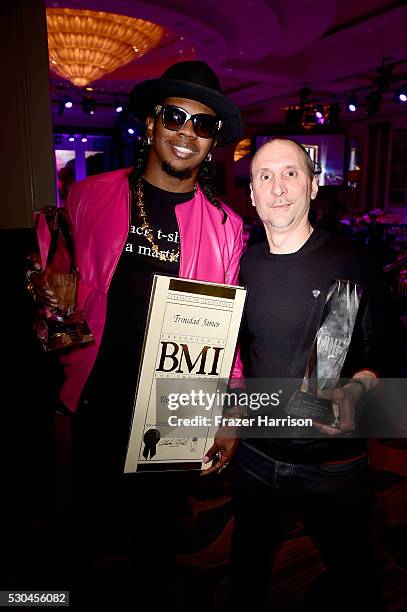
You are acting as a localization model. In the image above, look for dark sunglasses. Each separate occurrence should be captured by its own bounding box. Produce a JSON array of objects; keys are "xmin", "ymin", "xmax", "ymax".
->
[{"xmin": 154, "ymin": 104, "xmax": 222, "ymax": 139}]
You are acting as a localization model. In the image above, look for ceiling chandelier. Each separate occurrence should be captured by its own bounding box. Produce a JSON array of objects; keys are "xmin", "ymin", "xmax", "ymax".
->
[
  {"xmin": 234, "ymin": 139, "xmax": 251, "ymax": 162},
  {"xmin": 46, "ymin": 8, "xmax": 167, "ymax": 87}
]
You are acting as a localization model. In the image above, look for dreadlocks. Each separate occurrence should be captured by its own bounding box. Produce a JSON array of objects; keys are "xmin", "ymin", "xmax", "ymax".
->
[
  {"xmin": 197, "ymin": 159, "xmax": 227, "ymax": 224},
  {"xmin": 128, "ymin": 140, "xmax": 227, "ymax": 224},
  {"xmin": 128, "ymin": 139, "xmax": 149, "ymax": 194}
]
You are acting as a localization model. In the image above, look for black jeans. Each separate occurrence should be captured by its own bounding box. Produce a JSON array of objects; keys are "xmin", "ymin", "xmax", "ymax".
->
[
  {"xmin": 70, "ymin": 386, "xmax": 197, "ymax": 610},
  {"xmin": 230, "ymin": 441, "xmax": 384, "ymax": 612}
]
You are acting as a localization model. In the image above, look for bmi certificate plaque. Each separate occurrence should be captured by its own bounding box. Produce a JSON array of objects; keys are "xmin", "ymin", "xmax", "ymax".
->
[{"xmin": 124, "ymin": 275, "xmax": 247, "ymax": 473}]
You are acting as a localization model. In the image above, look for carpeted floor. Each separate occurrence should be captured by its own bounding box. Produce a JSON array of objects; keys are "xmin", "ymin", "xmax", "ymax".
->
[
  {"xmin": 3, "ymin": 429, "xmax": 407, "ymax": 611},
  {"xmin": 173, "ymin": 438, "xmax": 407, "ymax": 612}
]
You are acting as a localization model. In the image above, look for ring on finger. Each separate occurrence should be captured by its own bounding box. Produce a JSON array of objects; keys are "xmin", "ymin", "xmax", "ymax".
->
[{"xmin": 218, "ymin": 462, "xmax": 230, "ymax": 473}]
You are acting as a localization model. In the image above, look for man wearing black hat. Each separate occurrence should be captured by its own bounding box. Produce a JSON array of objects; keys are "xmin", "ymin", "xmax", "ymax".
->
[{"xmin": 31, "ymin": 61, "xmax": 244, "ymax": 603}]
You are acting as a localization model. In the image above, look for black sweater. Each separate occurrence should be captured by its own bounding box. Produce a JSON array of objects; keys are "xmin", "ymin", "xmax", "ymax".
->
[{"xmin": 239, "ymin": 228, "xmax": 396, "ymax": 463}]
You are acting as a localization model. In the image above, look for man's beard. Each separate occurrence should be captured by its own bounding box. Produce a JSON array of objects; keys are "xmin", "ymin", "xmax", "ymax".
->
[{"xmin": 162, "ymin": 160, "xmax": 193, "ymax": 180}]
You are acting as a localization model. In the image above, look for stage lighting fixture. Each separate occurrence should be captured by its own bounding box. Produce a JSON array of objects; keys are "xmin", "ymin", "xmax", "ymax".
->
[
  {"xmin": 346, "ymin": 95, "xmax": 358, "ymax": 112},
  {"xmin": 395, "ymin": 85, "xmax": 407, "ymax": 103},
  {"xmin": 114, "ymin": 99, "xmax": 123, "ymax": 113},
  {"xmin": 64, "ymin": 95, "xmax": 73, "ymax": 109},
  {"xmin": 314, "ymin": 105, "xmax": 324, "ymax": 124},
  {"xmin": 58, "ymin": 95, "xmax": 73, "ymax": 117},
  {"xmin": 127, "ymin": 128, "xmax": 135, "ymax": 134},
  {"xmin": 314, "ymin": 105, "xmax": 323, "ymax": 119},
  {"xmin": 68, "ymin": 135, "xmax": 75, "ymax": 142},
  {"xmin": 82, "ymin": 96, "xmax": 96, "ymax": 115},
  {"xmin": 81, "ymin": 135, "xmax": 88, "ymax": 143}
]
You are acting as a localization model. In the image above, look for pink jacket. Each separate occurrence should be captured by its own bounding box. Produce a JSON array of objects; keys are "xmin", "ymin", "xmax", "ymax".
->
[{"xmin": 59, "ymin": 168, "xmax": 244, "ymax": 411}]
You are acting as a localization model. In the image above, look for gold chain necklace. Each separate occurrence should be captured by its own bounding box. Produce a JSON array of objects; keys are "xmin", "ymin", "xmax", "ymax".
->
[{"xmin": 136, "ymin": 178, "xmax": 180, "ymax": 263}]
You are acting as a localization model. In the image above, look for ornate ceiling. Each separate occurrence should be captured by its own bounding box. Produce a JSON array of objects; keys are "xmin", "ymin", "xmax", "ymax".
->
[{"xmin": 47, "ymin": 0, "xmax": 407, "ymax": 129}]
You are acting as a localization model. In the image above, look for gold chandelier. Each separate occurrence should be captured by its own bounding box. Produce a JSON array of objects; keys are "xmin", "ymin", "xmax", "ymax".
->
[
  {"xmin": 234, "ymin": 138, "xmax": 251, "ymax": 162},
  {"xmin": 46, "ymin": 8, "xmax": 167, "ymax": 87}
]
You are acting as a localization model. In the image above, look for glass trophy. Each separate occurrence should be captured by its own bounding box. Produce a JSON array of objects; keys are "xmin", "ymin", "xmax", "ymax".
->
[
  {"xmin": 285, "ymin": 280, "xmax": 363, "ymax": 428},
  {"xmin": 32, "ymin": 206, "xmax": 94, "ymax": 351}
]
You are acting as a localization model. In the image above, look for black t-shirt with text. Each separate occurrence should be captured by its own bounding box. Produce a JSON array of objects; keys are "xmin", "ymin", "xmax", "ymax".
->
[{"xmin": 82, "ymin": 179, "xmax": 194, "ymax": 405}]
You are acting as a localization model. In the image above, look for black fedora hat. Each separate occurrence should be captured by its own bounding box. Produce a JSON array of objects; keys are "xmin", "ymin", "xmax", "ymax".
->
[{"xmin": 129, "ymin": 60, "xmax": 243, "ymax": 146}]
